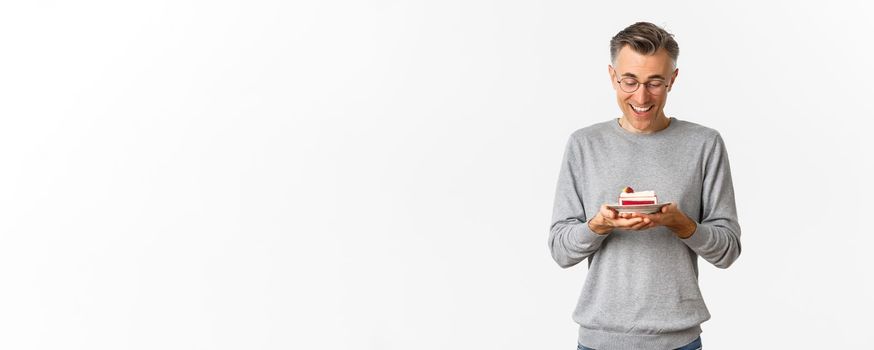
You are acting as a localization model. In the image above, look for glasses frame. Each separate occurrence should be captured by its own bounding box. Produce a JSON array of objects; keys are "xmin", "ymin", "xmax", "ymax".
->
[{"xmin": 613, "ymin": 73, "xmax": 671, "ymax": 95}]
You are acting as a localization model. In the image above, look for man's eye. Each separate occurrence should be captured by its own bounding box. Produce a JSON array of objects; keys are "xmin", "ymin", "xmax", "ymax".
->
[
  {"xmin": 648, "ymin": 81, "xmax": 665, "ymax": 87},
  {"xmin": 621, "ymin": 80, "xmax": 637, "ymax": 87}
]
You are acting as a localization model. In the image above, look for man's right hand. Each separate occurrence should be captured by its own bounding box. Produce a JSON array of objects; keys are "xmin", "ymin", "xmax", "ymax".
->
[{"xmin": 587, "ymin": 204, "xmax": 654, "ymax": 235}]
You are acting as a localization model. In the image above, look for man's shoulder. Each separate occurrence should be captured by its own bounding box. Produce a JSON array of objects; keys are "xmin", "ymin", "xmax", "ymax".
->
[
  {"xmin": 563, "ymin": 118, "xmax": 726, "ymax": 145},
  {"xmin": 673, "ymin": 119, "xmax": 719, "ymax": 134},
  {"xmin": 567, "ymin": 119, "xmax": 615, "ymax": 142},
  {"xmin": 672, "ymin": 119, "xmax": 724, "ymax": 142}
]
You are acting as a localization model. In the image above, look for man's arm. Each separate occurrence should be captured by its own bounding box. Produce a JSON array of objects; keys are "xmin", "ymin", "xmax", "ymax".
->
[
  {"xmin": 547, "ymin": 136, "xmax": 649, "ymax": 268},
  {"xmin": 680, "ymin": 133, "xmax": 742, "ymax": 269},
  {"xmin": 548, "ymin": 136, "xmax": 607, "ymax": 268}
]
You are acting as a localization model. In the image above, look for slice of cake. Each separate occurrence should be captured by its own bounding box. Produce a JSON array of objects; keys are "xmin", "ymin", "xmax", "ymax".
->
[{"xmin": 619, "ymin": 186, "xmax": 657, "ymax": 205}]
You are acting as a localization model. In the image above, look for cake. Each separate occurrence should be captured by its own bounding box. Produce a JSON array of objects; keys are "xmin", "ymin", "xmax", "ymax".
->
[{"xmin": 619, "ymin": 186, "xmax": 657, "ymax": 205}]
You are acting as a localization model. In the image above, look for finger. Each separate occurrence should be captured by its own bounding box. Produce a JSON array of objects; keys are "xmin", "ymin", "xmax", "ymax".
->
[
  {"xmin": 600, "ymin": 205, "xmax": 617, "ymax": 219},
  {"xmin": 631, "ymin": 217, "xmax": 652, "ymax": 230},
  {"xmin": 664, "ymin": 203, "xmax": 676, "ymax": 213},
  {"xmin": 613, "ymin": 217, "xmax": 643, "ymax": 228},
  {"xmin": 636, "ymin": 213, "xmax": 655, "ymax": 225},
  {"xmin": 634, "ymin": 214, "xmax": 653, "ymax": 223},
  {"xmin": 631, "ymin": 222, "xmax": 650, "ymax": 230}
]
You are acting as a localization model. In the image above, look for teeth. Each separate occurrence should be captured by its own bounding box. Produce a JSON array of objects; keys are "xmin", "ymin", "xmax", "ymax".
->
[{"xmin": 631, "ymin": 104, "xmax": 653, "ymax": 112}]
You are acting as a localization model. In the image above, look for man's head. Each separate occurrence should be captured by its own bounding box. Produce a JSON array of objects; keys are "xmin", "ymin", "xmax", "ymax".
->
[{"xmin": 608, "ymin": 22, "xmax": 679, "ymax": 133}]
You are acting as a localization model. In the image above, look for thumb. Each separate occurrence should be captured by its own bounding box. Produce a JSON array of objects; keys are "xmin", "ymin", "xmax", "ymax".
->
[{"xmin": 600, "ymin": 205, "xmax": 616, "ymax": 219}]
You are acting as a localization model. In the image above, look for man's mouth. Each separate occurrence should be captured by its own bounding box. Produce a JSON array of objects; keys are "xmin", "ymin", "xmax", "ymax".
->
[{"xmin": 630, "ymin": 104, "xmax": 654, "ymax": 113}]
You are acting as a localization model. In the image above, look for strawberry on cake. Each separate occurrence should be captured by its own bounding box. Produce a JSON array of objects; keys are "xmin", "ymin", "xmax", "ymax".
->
[{"xmin": 619, "ymin": 186, "xmax": 657, "ymax": 205}]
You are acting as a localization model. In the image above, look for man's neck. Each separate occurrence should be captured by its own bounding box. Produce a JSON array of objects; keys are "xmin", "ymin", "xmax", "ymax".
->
[{"xmin": 618, "ymin": 115, "xmax": 671, "ymax": 134}]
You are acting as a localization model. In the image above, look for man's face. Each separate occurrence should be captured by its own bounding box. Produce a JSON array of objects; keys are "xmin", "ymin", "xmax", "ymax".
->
[{"xmin": 609, "ymin": 45, "xmax": 678, "ymax": 133}]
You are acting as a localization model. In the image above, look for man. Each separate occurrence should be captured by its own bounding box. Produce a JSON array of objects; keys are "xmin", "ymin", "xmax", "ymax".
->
[{"xmin": 548, "ymin": 22, "xmax": 741, "ymax": 350}]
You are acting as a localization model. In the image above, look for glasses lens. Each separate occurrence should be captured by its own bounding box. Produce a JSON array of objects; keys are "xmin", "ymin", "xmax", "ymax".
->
[
  {"xmin": 619, "ymin": 78, "xmax": 638, "ymax": 93},
  {"xmin": 645, "ymin": 81, "xmax": 667, "ymax": 94}
]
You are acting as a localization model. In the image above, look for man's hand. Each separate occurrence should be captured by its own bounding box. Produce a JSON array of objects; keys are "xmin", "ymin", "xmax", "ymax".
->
[
  {"xmin": 637, "ymin": 203, "xmax": 697, "ymax": 239},
  {"xmin": 587, "ymin": 204, "xmax": 654, "ymax": 235},
  {"xmin": 588, "ymin": 203, "xmax": 698, "ymax": 238}
]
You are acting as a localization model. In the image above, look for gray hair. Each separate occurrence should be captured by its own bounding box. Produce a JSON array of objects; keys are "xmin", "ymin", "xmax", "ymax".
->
[{"xmin": 610, "ymin": 22, "xmax": 679, "ymax": 68}]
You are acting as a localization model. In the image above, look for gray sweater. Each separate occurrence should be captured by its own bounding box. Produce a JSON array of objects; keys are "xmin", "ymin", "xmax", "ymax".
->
[{"xmin": 549, "ymin": 117, "xmax": 741, "ymax": 350}]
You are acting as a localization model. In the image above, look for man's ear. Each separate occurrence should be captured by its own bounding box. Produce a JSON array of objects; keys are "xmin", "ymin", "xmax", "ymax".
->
[
  {"xmin": 608, "ymin": 65, "xmax": 616, "ymax": 87},
  {"xmin": 668, "ymin": 68, "xmax": 679, "ymax": 92}
]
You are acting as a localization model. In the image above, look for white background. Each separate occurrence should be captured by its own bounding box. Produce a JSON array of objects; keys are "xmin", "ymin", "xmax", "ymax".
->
[{"xmin": 1, "ymin": 1, "xmax": 872, "ymax": 349}]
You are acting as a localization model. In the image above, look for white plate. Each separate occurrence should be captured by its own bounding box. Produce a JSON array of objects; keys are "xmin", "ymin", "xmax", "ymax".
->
[{"xmin": 606, "ymin": 202, "xmax": 671, "ymax": 214}]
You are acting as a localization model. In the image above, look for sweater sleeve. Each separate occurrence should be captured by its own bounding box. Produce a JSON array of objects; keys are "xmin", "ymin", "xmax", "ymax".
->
[
  {"xmin": 681, "ymin": 133, "xmax": 742, "ymax": 269},
  {"xmin": 548, "ymin": 135, "xmax": 609, "ymax": 269}
]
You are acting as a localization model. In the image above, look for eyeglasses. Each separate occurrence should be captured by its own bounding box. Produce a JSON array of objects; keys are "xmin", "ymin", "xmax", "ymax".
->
[{"xmin": 614, "ymin": 74, "xmax": 670, "ymax": 95}]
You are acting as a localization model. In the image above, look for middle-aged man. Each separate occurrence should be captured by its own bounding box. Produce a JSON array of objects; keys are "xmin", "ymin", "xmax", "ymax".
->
[{"xmin": 548, "ymin": 22, "xmax": 742, "ymax": 350}]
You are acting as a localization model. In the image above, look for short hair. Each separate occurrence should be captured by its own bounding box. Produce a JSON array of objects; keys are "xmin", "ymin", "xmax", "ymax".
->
[{"xmin": 610, "ymin": 22, "xmax": 679, "ymax": 68}]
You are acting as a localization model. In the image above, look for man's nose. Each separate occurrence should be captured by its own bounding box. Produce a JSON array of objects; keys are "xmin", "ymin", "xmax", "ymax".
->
[{"xmin": 631, "ymin": 86, "xmax": 651, "ymax": 103}]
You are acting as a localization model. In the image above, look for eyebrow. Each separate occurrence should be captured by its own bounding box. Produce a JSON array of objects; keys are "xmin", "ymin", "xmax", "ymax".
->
[{"xmin": 620, "ymin": 72, "xmax": 667, "ymax": 80}]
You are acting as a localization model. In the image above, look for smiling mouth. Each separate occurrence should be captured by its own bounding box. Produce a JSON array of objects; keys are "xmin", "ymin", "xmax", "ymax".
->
[{"xmin": 629, "ymin": 104, "xmax": 653, "ymax": 113}]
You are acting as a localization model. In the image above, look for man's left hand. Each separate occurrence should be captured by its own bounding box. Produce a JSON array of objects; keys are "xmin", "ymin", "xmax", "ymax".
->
[{"xmin": 631, "ymin": 203, "xmax": 697, "ymax": 239}]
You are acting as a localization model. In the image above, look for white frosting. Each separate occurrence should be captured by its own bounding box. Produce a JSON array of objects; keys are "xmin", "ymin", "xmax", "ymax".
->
[{"xmin": 620, "ymin": 190, "xmax": 655, "ymax": 197}]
